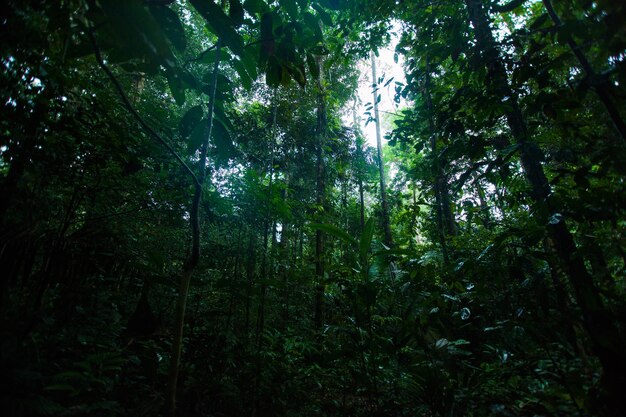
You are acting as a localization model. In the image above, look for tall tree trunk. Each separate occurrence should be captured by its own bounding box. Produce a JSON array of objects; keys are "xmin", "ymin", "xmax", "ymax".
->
[
  {"xmin": 314, "ymin": 54, "xmax": 327, "ymax": 332},
  {"xmin": 370, "ymin": 51, "xmax": 393, "ymax": 248},
  {"xmin": 352, "ymin": 99, "xmax": 366, "ymax": 232},
  {"xmin": 245, "ymin": 231, "xmax": 256, "ymax": 338},
  {"xmin": 423, "ymin": 58, "xmax": 455, "ymax": 263},
  {"xmin": 165, "ymin": 39, "xmax": 222, "ymax": 417},
  {"xmin": 464, "ymin": 1, "xmax": 626, "ymax": 413}
]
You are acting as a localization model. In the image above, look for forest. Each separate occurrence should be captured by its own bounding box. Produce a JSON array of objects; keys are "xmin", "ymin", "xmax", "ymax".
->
[{"xmin": 1, "ymin": 0, "xmax": 625, "ymax": 416}]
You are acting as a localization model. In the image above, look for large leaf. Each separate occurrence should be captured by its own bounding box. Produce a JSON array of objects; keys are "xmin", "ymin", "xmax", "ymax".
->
[
  {"xmin": 99, "ymin": 0, "xmax": 177, "ymax": 70},
  {"xmin": 310, "ymin": 223, "xmax": 357, "ymax": 247},
  {"xmin": 232, "ymin": 58, "xmax": 253, "ymax": 90},
  {"xmin": 266, "ymin": 56, "xmax": 283, "ymax": 87},
  {"xmin": 212, "ymin": 118, "xmax": 238, "ymax": 165},
  {"xmin": 359, "ymin": 218, "xmax": 374, "ymax": 263},
  {"xmin": 302, "ymin": 12, "xmax": 323, "ymax": 41},
  {"xmin": 187, "ymin": 119, "xmax": 206, "ymax": 154},
  {"xmin": 149, "ymin": 5, "xmax": 187, "ymax": 52},
  {"xmin": 243, "ymin": 0, "xmax": 266, "ymax": 15},
  {"xmin": 311, "ymin": 3, "xmax": 333, "ymax": 26},
  {"xmin": 260, "ymin": 12, "xmax": 275, "ymax": 67},
  {"xmin": 214, "ymin": 105, "xmax": 234, "ymax": 132},
  {"xmin": 166, "ymin": 69, "xmax": 186, "ymax": 105},
  {"xmin": 179, "ymin": 105, "xmax": 204, "ymax": 138},
  {"xmin": 279, "ymin": 0, "xmax": 299, "ymax": 20},
  {"xmin": 229, "ymin": 0, "xmax": 245, "ymax": 26},
  {"xmin": 189, "ymin": 0, "xmax": 245, "ymax": 56}
]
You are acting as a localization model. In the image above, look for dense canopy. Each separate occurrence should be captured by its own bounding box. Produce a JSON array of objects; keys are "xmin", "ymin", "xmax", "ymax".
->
[{"xmin": 1, "ymin": 1, "xmax": 625, "ymax": 416}]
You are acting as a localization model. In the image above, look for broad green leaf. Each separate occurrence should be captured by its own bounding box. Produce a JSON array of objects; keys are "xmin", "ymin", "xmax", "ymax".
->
[
  {"xmin": 307, "ymin": 53, "xmax": 319, "ymax": 78},
  {"xmin": 187, "ymin": 119, "xmax": 206, "ymax": 154},
  {"xmin": 240, "ymin": 49, "xmax": 259, "ymax": 79},
  {"xmin": 311, "ymin": 3, "xmax": 333, "ymax": 26},
  {"xmin": 212, "ymin": 119, "xmax": 238, "ymax": 165},
  {"xmin": 359, "ymin": 217, "xmax": 374, "ymax": 262},
  {"xmin": 232, "ymin": 58, "xmax": 253, "ymax": 90},
  {"xmin": 198, "ymin": 49, "xmax": 224, "ymax": 65},
  {"xmin": 302, "ymin": 12, "xmax": 323, "ymax": 41},
  {"xmin": 279, "ymin": 0, "xmax": 299, "ymax": 20},
  {"xmin": 149, "ymin": 5, "xmax": 187, "ymax": 52},
  {"xmin": 260, "ymin": 12, "xmax": 275, "ymax": 67},
  {"xmin": 166, "ymin": 69, "xmax": 186, "ymax": 105},
  {"xmin": 189, "ymin": 0, "xmax": 245, "ymax": 56},
  {"xmin": 310, "ymin": 223, "xmax": 357, "ymax": 247},
  {"xmin": 214, "ymin": 105, "xmax": 235, "ymax": 132},
  {"xmin": 229, "ymin": 0, "xmax": 245, "ymax": 26},
  {"xmin": 215, "ymin": 73, "xmax": 233, "ymax": 94},
  {"xmin": 318, "ymin": 0, "xmax": 343, "ymax": 10},
  {"xmin": 243, "ymin": 0, "xmax": 266, "ymax": 15},
  {"xmin": 179, "ymin": 105, "xmax": 204, "ymax": 138},
  {"xmin": 285, "ymin": 62, "xmax": 306, "ymax": 88},
  {"xmin": 100, "ymin": 0, "xmax": 177, "ymax": 69},
  {"xmin": 266, "ymin": 56, "xmax": 282, "ymax": 87},
  {"xmin": 44, "ymin": 384, "xmax": 78, "ymax": 393}
]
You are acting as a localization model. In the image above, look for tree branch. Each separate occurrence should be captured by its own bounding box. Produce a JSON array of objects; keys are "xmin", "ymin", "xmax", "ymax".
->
[{"xmin": 87, "ymin": 28, "xmax": 200, "ymax": 187}]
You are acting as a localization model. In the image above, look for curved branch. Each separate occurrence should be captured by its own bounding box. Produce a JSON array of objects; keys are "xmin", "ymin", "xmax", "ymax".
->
[{"xmin": 87, "ymin": 28, "xmax": 200, "ymax": 187}]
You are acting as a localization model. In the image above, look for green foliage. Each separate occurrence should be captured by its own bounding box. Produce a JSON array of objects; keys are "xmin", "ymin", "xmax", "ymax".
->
[{"xmin": 1, "ymin": 0, "xmax": 625, "ymax": 416}]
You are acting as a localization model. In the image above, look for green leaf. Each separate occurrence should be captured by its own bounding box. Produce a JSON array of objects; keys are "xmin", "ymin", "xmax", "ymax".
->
[
  {"xmin": 232, "ymin": 58, "xmax": 253, "ymax": 90},
  {"xmin": 149, "ymin": 5, "xmax": 187, "ymax": 52},
  {"xmin": 100, "ymin": 0, "xmax": 177, "ymax": 69},
  {"xmin": 189, "ymin": 0, "xmax": 245, "ymax": 56},
  {"xmin": 188, "ymin": 119, "xmax": 206, "ymax": 154},
  {"xmin": 311, "ymin": 223, "xmax": 357, "ymax": 247},
  {"xmin": 307, "ymin": 53, "xmax": 319, "ymax": 78},
  {"xmin": 214, "ymin": 105, "xmax": 234, "ymax": 132},
  {"xmin": 215, "ymin": 73, "xmax": 233, "ymax": 94},
  {"xmin": 285, "ymin": 62, "xmax": 306, "ymax": 88},
  {"xmin": 229, "ymin": 0, "xmax": 245, "ymax": 26},
  {"xmin": 318, "ymin": 0, "xmax": 343, "ymax": 10},
  {"xmin": 302, "ymin": 12, "xmax": 323, "ymax": 41},
  {"xmin": 266, "ymin": 56, "xmax": 283, "ymax": 87},
  {"xmin": 311, "ymin": 4, "xmax": 333, "ymax": 26},
  {"xmin": 240, "ymin": 50, "xmax": 259, "ymax": 79},
  {"xmin": 279, "ymin": 0, "xmax": 299, "ymax": 20},
  {"xmin": 166, "ymin": 69, "xmax": 186, "ymax": 105},
  {"xmin": 212, "ymin": 118, "xmax": 237, "ymax": 164},
  {"xmin": 243, "ymin": 0, "xmax": 266, "ymax": 15},
  {"xmin": 44, "ymin": 384, "xmax": 78, "ymax": 393},
  {"xmin": 359, "ymin": 218, "xmax": 374, "ymax": 262},
  {"xmin": 179, "ymin": 105, "xmax": 204, "ymax": 138},
  {"xmin": 260, "ymin": 12, "xmax": 275, "ymax": 67}
]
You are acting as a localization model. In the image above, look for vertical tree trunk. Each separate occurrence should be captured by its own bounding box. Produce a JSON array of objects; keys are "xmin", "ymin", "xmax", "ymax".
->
[
  {"xmin": 464, "ymin": 1, "xmax": 626, "ymax": 413},
  {"xmin": 352, "ymin": 100, "xmax": 366, "ymax": 232},
  {"xmin": 370, "ymin": 51, "xmax": 394, "ymax": 248},
  {"xmin": 165, "ymin": 39, "xmax": 222, "ymax": 417},
  {"xmin": 314, "ymin": 54, "xmax": 327, "ymax": 332},
  {"xmin": 244, "ymin": 231, "xmax": 256, "ymax": 339},
  {"xmin": 423, "ymin": 58, "xmax": 455, "ymax": 263}
]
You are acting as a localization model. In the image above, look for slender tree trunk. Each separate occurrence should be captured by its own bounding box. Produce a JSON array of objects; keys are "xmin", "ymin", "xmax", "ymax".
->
[
  {"xmin": 370, "ymin": 51, "xmax": 393, "ymax": 248},
  {"xmin": 465, "ymin": 1, "xmax": 626, "ymax": 413},
  {"xmin": 314, "ymin": 54, "xmax": 327, "ymax": 332},
  {"xmin": 352, "ymin": 100, "xmax": 366, "ymax": 232},
  {"xmin": 245, "ymin": 231, "xmax": 256, "ymax": 338},
  {"xmin": 165, "ymin": 39, "xmax": 222, "ymax": 417},
  {"xmin": 423, "ymin": 58, "xmax": 454, "ymax": 262}
]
